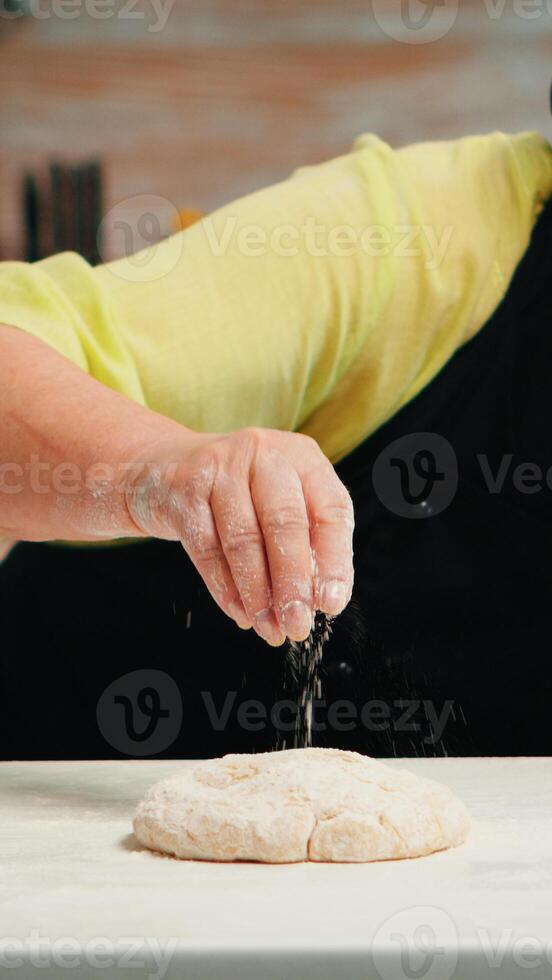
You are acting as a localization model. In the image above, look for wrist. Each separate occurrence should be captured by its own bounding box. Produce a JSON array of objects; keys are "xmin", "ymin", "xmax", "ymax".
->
[{"xmin": 122, "ymin": 427, "xmax": 214, "ymax": 540}]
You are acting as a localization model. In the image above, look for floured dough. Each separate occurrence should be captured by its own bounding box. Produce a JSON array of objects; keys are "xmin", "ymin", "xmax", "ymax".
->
[{"xmin": 133, "ymin": 749, "xmax": 470, "ymax": 863}]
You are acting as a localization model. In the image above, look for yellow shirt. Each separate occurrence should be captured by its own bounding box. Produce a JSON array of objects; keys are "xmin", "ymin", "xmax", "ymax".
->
[{"xmin": 1, "ymin": 130, "xmax": 551, "ymax": 464}]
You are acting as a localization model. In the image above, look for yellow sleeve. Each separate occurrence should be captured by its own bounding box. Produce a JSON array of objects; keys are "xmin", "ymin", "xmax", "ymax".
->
[
  {"xmin": 1, "ymin": 130, "xmax": 550, "ymax": 463},
  {"xmin": 0, "ymin": 251, "xmax": 146, "ymax": 404}
]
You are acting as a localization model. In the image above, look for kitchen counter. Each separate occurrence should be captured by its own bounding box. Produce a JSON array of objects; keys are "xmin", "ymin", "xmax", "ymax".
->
[{"xmin": 1, "ymin": 757, "xmax": 551, "ymax": 979}]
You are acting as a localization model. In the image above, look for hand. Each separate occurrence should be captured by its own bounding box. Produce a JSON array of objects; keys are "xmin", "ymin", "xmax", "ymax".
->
[
  {"xmin": 126, "ymin": 427, "xmax": 354, "ymax": 645},
  {"xmin": 0, "ymin": 539, "xmax": 15, "ymax": 563}
]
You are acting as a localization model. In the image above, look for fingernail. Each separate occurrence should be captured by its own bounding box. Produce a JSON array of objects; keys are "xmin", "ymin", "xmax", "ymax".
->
[
  {"xmin": 319, "ymin": 580, "xmax": 350, "ymax": 615},
  {"xmin": 281, "ymin": 600, "xmax": 313, "ymax": 641},
  {"xmin": 229, "ymin": 600, "xmax": 252, "ymax": 630},
  {"xmin": 255, "ymin": 608, "xmax": 285, "ymax": 647}
]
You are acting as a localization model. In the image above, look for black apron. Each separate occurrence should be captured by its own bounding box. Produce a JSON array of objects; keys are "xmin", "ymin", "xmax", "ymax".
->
[{"xmin": 2, "ymin": 199, "xmax": 552, "ymax": 761}]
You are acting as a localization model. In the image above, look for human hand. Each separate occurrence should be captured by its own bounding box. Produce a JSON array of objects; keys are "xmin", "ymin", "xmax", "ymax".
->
[{"xmin": 126, "ymin": 427, "xmax": 354, "ymax": 646}]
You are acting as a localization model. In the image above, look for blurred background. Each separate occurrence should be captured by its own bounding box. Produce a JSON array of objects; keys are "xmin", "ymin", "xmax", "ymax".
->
[{"xmin": 1, "ymin": 0, "xmax": 551, "ymax": 263}]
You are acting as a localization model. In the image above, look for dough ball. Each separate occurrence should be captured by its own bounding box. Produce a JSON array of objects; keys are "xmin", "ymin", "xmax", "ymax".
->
[{"xmin": 133, "ymin": 748, "xmax": 470, "ymax": 864}]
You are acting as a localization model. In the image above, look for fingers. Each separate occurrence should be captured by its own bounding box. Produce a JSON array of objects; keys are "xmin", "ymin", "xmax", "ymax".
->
[
  {"xmin": 298, "ymin": 456, "xmax": 354, "ymax": 617},
  {"xmin": 210, "ymin": 470, "xmax": 285, "ymax": 647},
  {"xmin": 251, "ymin": 451, "xmax": 314, "ymax": 642},
  {"xmin": 162, "ymin": 430, "xmax": 354, "ymax": 644},
  {"xmin": 168, "ymin": 468, "xmax": 253, "ymax": 632}
]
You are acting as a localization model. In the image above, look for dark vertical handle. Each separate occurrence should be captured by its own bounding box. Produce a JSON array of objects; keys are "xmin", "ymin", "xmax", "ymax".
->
[
  {"xmin": 49, "ymin": 163, "xmax": 64, "ymax": 253},
  {"xmin": 89, "ymin": 160, "xmax": 103, "ymax": 265},
  {"xmin": 22, "ymin": 173, "xmax": 39, "ymax": 263}
]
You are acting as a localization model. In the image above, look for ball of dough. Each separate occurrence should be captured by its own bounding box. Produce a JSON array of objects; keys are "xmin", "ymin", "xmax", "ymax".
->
[{"xmin": 133, "ymin": 748, "xmax": 470, "ymax": 864}]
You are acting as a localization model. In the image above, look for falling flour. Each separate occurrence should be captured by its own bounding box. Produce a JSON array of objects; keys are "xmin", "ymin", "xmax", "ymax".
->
[{"xmin": 283, "ymin": 611, "xmax": 332, "ymax": 749}]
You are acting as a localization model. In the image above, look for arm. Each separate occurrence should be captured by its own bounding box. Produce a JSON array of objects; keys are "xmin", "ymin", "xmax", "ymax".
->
[
  {"xmin": 95, "ymin": 130, "xmax": 552, "ymax": 462},
  {"xmin": 1, "ymin": 132, "xmax": 549, "ymax": 468},
  {"xmin": 0, "ymin": 323, "xmax": 354, "ymax": 645}
]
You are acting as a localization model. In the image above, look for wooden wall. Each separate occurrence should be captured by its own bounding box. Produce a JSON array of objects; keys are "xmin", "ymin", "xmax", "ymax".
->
[{"xmin": 1, "ymin": 0, "xmax": 551, "ymax": 259}]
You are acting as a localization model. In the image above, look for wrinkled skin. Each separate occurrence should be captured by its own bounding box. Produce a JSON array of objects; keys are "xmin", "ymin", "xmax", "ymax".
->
[{"xmin": 126, "ymin": 427, "xmax": 354, "ymax": 645}]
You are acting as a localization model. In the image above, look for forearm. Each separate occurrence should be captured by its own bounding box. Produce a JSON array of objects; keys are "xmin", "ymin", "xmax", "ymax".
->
[
  {"xmin": 0, "ymin": 323, "xmax": 194, "ymax": 542},
  {"xmin": 0, "ymin": 324, "xmax": 354, "ymax": 643}
]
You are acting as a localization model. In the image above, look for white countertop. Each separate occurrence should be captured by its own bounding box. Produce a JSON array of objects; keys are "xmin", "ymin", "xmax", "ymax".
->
[{"xmin": 1, "ymin": 757, "xmax": 551, "ymax": 979}]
